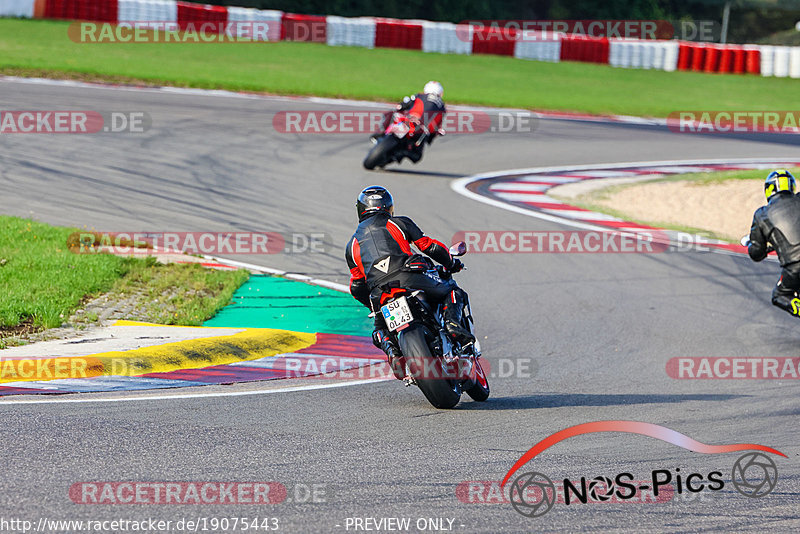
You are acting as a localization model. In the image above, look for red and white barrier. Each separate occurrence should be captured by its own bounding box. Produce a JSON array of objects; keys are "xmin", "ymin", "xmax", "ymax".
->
[
  {"xmin": 118, "ymin": 0, "xmax": 176, "ymax": 25},
  {"xmin": 421, "ymin": 22, "xmax": 471, "ymax": 55},
  {"xmin": 4, "ymin": 0, "xmax": 35, "ymax": 18},
  {"xmin": 1, "ymin": 0, "xmax": 798, "ymax": 79},
  {"xmin": 227, "ymin": 7, "xmax": 282, "ymax": 41},
  {"xmin": 326, "ymin": 16, "xmax": 375, "ymax": 48},
  {"xmin": 513, "ymin": 32, "xmax": 561, "ymax": 62},
  {"xmin": 375, "ymin": 18, "xmax": 422, "ymax": 50}
]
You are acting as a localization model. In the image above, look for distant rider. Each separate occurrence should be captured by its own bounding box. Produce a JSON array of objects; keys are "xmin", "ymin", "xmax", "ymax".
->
[
  {"xmin": 371, "ymin": 81, "xmax": 446, "ymax": 163},
  {"xmin": 345, "ymin": 186, "xmax": 473, "ymax": 379},
  {"xmin": 747, "ymin": 169, "xmax": 800, "ymax": 317}
]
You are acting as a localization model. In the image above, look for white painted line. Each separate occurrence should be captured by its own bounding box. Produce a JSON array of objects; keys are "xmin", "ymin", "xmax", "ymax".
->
[
  {"xmin": 495, "ymin": 192, "xmax": 563, "ymax": 203},
  {"xmin": 489, "ymin": 183, "xmax": 550, "ymax": 192},
  {"xmin": 0, "ymin": 378, "xmax": 391, "ymax": 405}
]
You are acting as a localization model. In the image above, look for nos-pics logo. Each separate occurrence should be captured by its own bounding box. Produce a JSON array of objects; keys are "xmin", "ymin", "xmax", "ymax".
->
[{"xmin": 503, "ymin": 421, "xmax": 784, "ymax": 518}]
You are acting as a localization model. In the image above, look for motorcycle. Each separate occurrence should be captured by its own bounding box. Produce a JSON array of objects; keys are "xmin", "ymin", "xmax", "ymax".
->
[
  {"xmin": 376, "ymin": 241, "xmax": 490, "ymax": 409},
  {"xmin": 363, "ymin": 112, "xmax": 439, "ymax": 170}
]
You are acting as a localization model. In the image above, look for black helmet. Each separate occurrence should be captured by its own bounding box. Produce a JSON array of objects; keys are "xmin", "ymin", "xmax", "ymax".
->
[{"xmin": 356, "ymin": 186, "xmax": 394, "ymax": 220}]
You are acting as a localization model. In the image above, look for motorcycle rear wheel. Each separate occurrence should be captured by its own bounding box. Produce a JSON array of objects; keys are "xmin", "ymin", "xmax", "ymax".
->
[
  {"xmin": 363, "ymin": 136, "xmax": 399, "ymax": 170},
  {"xmin": 398, "ymin": 324, "xmax": 461, "ymax": 409}
]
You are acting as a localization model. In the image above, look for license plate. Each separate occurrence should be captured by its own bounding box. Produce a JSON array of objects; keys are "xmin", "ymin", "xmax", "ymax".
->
[{"xmin": 381, "ymin": 296, "xmax": 413, "ymax": 331}]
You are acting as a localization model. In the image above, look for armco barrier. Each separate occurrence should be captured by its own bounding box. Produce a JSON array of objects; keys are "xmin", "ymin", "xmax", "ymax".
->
[
  {"xmin": 374, "ymin": 19, "xmax": 422, "ymax": 50},
  {"xmin": 0, "ymin": 0, "xmax": 796, "ymax": 79},
  {"xmin": 44, "ymin": 0, "xmax": 118, "ymax": 22}
]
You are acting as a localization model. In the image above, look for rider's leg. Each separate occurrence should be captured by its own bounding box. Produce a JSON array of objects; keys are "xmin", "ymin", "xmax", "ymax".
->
[
  {"xmin": 771, "ymin": 266, "xmax": 800, "ymax": 317},
  {"xmin": 371, "ymin": 302, "xmax": 406, "ymax": 380},
  {"xmin": 441, "ymin": 287, "xmax": 475, "ymax": 344}
]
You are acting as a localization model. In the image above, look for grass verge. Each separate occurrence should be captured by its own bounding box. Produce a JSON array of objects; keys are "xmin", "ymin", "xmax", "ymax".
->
[
  {"xmin": 2, "ymin": 18, "xmax": 800, "ymax": 117},
  {"xmin": 0, "ymin": 216, "xmax": 249, "ymax": 344},
  {"xmin": 561, "ymin": 167, "xmax": 800, "ymax": 241}
]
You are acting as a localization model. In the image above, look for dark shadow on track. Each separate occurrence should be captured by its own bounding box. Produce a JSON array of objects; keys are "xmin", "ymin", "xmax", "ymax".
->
[
  {"xmin": 458, "ymin": 392, "xmax": 747, "ymax": 411},
  {"xmin": 379, "ymin": 168, "xmax": 465, "ymax": 178}
]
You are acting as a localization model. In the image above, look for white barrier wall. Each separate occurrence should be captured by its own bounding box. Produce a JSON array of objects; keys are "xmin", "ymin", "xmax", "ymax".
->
[
  {"xmin": 326, "ymin": 16, "xmax": 376, "ymax": 48},
  {"xmin": 773, "ymin": 46, "xmax": 791, "ymax": 77},
  {"xmin": 609, "ymin": 40, "xmax": 678, "ymax": 72},
  {"xmin": 790, "ymin": 47, "xmax": 800, "ymax": 78},
  {"xmin": 421, "ymin": 22, "xmax": 472, "ymax": 55},
  {"xmin": 0, "ymin": 0, "xmax": 35, "ymax": 17},
  {"xmin": 118, "ymin": 0, "xmax": 177, "ymax": 24},
  {"xmin": 514, "ymin": 33, "xmax": 561, "ymax": 62},
  {"xmin": 227, "ymin": 7, "xmax": 282, "ymax": 41}
]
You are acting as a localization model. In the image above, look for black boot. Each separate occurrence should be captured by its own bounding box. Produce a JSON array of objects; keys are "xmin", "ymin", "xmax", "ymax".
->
[
  {"xmin": 372, "ymin": 328, "xmax": 406, "ymax": 379},
  {"xmin": 442, "ymin": 289, "xmax": 475, "ymax": 345}
]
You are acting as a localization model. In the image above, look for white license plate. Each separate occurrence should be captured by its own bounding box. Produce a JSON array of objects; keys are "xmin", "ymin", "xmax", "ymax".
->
[{"xmin": 381, "ymin": 296, "xmax": 413, "ymax": 331}]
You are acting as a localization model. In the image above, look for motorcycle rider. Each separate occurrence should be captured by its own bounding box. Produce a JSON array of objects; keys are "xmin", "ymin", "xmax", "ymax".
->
[
  {"xmin": 345, "ymin": 185, "xmax": 473, "ymax": 380},
  {"xmin": 371, "ymin": 81, "xmax": 446, "ymax": 163},
  {"xmin": 747, "ymin": 169, "xmax": 800, "ymax": 318}
]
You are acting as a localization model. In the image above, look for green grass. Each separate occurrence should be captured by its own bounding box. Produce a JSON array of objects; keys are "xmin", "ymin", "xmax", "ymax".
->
[
  {"xmin": 0, "ymin": 216, "xmax": 131, "ymax": 330},
  {"xmin": 112, "ymin": 258, "xmax": 250, "ymax": 326},
  {"xmin": 2, "ymin": 18, "xmax": 800, "ymax": 117},
  {"xmin": 0, "ymin": 216, "xmax": 249, "ymax": 335}
]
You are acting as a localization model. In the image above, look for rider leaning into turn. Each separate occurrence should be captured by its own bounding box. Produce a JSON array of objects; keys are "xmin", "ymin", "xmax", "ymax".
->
[
  {"xmin": 372, "ymin": 81, "xmax": 446, "ymax": 163},
  {"xmin": 345, "ymin": 186, "xmax": 473, "ymax": 379},
  {"xmin": 747, "ymin": 169, "xmax": 800, "ymax": 317}
]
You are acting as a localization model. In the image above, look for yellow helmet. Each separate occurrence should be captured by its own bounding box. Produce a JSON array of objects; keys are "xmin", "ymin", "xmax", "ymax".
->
[{"xmin": 765, "ymin": 170, "xmax": 796, "ymax": 201}]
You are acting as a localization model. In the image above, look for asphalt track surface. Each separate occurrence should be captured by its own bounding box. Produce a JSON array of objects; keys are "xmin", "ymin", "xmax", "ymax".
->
[{"xmin": 1, "ymin": 78, "xmax": 799, "ymax": 533}]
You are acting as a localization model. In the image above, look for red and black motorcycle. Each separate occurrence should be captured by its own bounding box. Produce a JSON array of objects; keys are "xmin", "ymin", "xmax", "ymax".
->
[
  {"xmin": 363, "ymin": 112, "xmax": 440, "ymax": 170},
  {"xmin": 376, "ymin": 241, "xmax": 489, "ymax": 409}
]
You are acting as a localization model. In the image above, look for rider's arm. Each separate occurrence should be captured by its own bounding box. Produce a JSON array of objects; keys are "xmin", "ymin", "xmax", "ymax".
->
[
  {"xmin": 748, "ymin": 209, "xmax": 769, "ymax": 262},
  {"xmin": 391, "ymin": 216, "xmax": 454, "ymax": 267},
  {"xmin": 345, "ymin": 238, "xmax": 372, "ymax": 308}
]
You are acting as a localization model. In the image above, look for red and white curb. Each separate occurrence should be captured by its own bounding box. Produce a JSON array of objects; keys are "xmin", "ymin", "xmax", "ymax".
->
[{"xmin": 452, "ymin": 158, "xmax": 800, "ymax": 255}]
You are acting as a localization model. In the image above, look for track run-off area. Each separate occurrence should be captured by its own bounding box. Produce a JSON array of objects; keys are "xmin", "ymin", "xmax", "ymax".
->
[{"xmin": 0, "ymin": 77, "xmax": 799, "ymax": 532}]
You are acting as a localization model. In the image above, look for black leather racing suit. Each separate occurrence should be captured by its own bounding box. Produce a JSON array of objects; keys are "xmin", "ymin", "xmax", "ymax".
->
[
  {"xmin": 748, "ymin": 191, "xmax": 800, "ymax": 316},
  {"xmin": 345, "ymin": 211, "xmax": 471, "ymax": 375}
]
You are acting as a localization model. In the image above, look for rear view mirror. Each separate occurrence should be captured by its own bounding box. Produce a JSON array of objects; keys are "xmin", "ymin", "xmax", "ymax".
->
[{"xmin": 449, "ymin": 241, "xmax": 467, "ymax": 256}]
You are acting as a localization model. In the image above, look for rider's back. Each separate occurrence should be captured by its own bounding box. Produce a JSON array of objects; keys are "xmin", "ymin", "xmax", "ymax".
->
[{"xmin": 754, "ymin": 192, "xmax": 800, "ymax": 265}]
